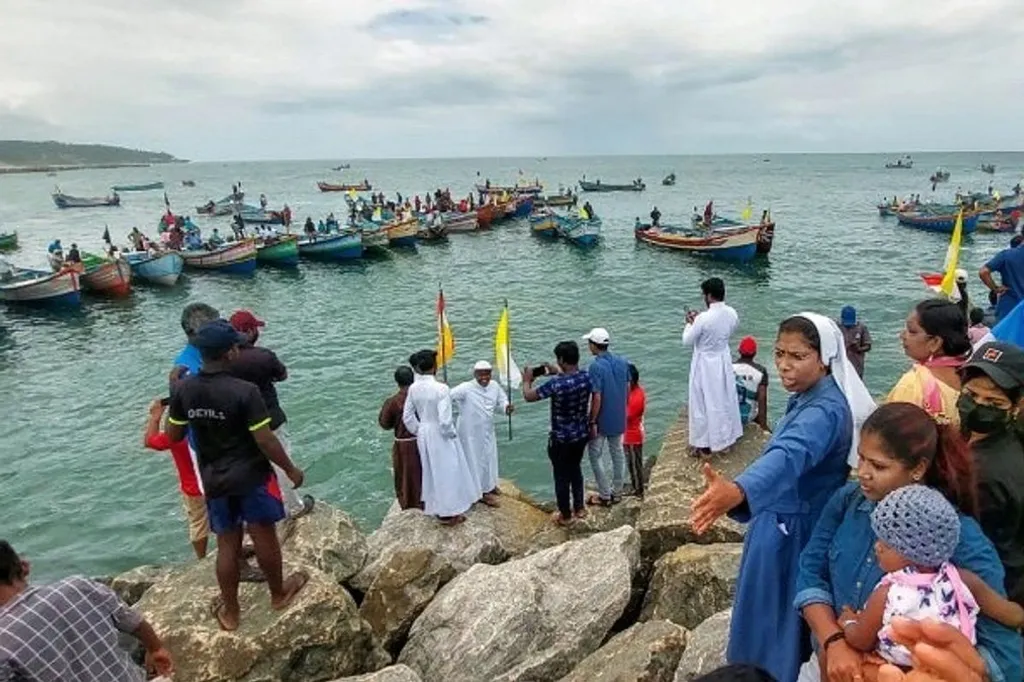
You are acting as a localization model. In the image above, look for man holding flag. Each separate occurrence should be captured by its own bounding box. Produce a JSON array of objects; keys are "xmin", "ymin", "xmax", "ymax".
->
[{"xmin": 450, "ymin": 361, "xmax": 513, "ymax": 506}]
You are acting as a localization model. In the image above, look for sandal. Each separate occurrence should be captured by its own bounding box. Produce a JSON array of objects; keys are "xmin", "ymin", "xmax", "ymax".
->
[
  {"xmin": 550, "ymin": 511, "xmax": 575, "ymax": 527},
  {"xmin": 585, "ymin": 493, "xmax": 613, "ymax": 507},
  {"xmin": 209, "ymin": 595, "xmax": 239, "ymax": 632}
]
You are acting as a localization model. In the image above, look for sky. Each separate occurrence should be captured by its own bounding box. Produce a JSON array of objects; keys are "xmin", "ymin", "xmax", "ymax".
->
[{"xmin": 3, "ymin": 0, "xmax": 1024, "ymax": 161}]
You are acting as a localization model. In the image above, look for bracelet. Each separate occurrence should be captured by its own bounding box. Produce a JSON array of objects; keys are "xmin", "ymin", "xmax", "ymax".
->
[
  {"xmin": 822, "ymin": 631, "xmax": 845, "ymax": 652},
  {"xmin": 841, "ymin": 619, "xmax": 857, "ymax": 628}
]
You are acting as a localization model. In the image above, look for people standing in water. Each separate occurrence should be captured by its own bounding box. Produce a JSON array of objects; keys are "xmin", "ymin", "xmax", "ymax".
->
[
  {"xmin": 623, "ymin": 363, "xmax": 646, "ymax": 496},
  {"xmin": 837, "ymin": 305, "xmax": 872, "ymax": 379},
  {"xmin": 690, "ymin": 313, "xmax": 875, "ymax": 682},
  {"xmin": 450, "ymin": 360, "xmax": 513, "ymax": 508},
  {"xmin": 378, "ymin": 366, "xmax": 422, "ymax": 510},
  {"xmin": 167, "ymin": 320, "xmax": 308, "ymax": 632},
  {"xmin": 682, "ymin": 278, "xmax": 742, "ymax": 456},
  {"xmin": 733, "ymin": 336, "xmax": 769, "ymax": 431},
  {"xmin": 402, "ymin": 350, "xmax": 481, "ymax": 526}
]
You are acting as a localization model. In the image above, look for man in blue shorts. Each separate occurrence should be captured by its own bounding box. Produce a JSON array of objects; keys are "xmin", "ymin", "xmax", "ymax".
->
[{"xmin": 167, "ymin": 319, "xmax": 308, "ymax": 631}]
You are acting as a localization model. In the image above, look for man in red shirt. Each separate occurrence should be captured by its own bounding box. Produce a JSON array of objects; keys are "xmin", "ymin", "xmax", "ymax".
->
[{"xmin": 144, "ymin": 398, "xmax": 209, "ymax": 559}]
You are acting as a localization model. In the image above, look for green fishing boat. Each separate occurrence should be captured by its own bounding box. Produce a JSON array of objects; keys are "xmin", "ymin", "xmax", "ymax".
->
[
  {"xmin": 0, "ymin": 232, "xmax": 18, "ymax": 252},
  {"xmin": 256, "ymin": 234, "xmax": 300, "ymax": 267}
]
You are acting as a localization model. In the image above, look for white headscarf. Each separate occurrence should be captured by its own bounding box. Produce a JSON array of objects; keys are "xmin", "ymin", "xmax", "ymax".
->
[{"xmin": 798, "ymin": 312, "xmax": 877, "ymax": 467}]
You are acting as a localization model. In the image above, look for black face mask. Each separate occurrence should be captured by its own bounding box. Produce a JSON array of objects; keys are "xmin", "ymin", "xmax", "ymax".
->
[{"xmin": 957, "ymin": 394, "xmax": 1011, "ymax": 435}]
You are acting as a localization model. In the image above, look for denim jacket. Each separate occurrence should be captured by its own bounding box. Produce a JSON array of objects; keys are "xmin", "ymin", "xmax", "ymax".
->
[{"xmin": 794, "ymin": 481, "xmax": 1022, "ymax": 682}]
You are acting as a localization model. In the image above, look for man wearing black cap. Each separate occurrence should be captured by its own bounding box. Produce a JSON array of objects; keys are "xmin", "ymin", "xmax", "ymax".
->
[
  {"xmin": 958, "ymin": 341, "xmax": 1024, "ymax": 607},
  {"xmin": 167, "ymin": 319, "xmax": 308, "ymax": 631}
]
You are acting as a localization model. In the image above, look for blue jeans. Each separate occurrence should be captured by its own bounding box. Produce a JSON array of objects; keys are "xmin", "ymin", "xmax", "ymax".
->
[{"xmin": 588, "ymin": 434, "xmax": 625, "ymax": 499}]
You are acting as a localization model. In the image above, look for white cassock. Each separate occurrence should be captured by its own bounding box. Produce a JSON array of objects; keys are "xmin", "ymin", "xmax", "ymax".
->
[
  {"xmin": 682, "ymin": 301, "xmax": 743, "ymax": 451},
  {"xmin": 403, "ymin": 374, "xmax": 482, "ymax": 517},
  {"xmin": 450, "ymin": 380, "xmax": 508, "ymax": 493}
]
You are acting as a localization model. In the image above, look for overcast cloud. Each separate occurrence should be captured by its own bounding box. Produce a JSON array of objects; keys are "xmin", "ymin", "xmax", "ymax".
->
[{"xmin": 2, "ymin": 0, "xmax": 1023, "ymax": 160}]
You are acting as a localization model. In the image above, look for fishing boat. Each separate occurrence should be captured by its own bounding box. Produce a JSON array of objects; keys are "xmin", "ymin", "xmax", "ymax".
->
[
  {"xmin": 578, "ymin": 179, "xmax": 645, "ymax": 192},
  {"xmin": 442, "ymin": 212, "xmax": 478, "ymax": 233},
  {"xmin": 534, "ymin": 194, "xmax": 574, "ymax": 208},
  {"xmin": 896, "ymin": 211, "xmax": 979, "ymax": 234},
  {"xmin": 182, "ymin": 180, "xmax": 196, "ymax": 187},
  {"xmin": 634, "ymin": 223, "xmax": 760, "ymax": 262},
  {"xmin": 0, "ymin": 232, "xmax": 17, "ymax": 252},
  {"xmin": 238, "ymin": 209, "xmax": 286, "ymax": 226},
  {"xmin": 513, "ymin": 195, "xmax": 534, "ymax": 218},
  {"xmin": 474, "ymin": 182, "xmax": 543, "ymax": 196},
  {"xmin": 416, "ymin": 221, "xmax": 448, "ymax": 242},
  {"xmin": 332, "ymin": 164, "xmax": 351, "ymax": 171},
  {"xmin": 52, "ymin": 191, "xmax": 121, "ymax": 209},
  {"xmin": 196, "ymin": 194, "xmax": 245, "ymax": 215},
  {"xmin": 930, "ymin": 168, "xmax": 951, "ymax": 184},
  {"xmin": 256, "ymin": 234, "xmax": 300, "ymax": 267},
  {"xmin": 79, "ymin": 253, "xmax": 133, "ymax": 296},
  {"xmin": 0, "ymin": 264, "xmax": 81, "ymax": 306},
  {"xmin": 111, "ymin": 181, "xmax": 164, "ymax": 192},
  {"xmin": 885, "ymin": 156, "xmax": 913, "ymax": 169},
  {"xmin": 476, "ymin": 204, "xmax": 500, "ymax": 229},
  {"xmin": 180, "ymin": 240, "xmax": 258, "ymax": 274},
  {"xmin": 555, "ymin": 215, "xmax": 601, "ymax": 247},
  {"xmin": 123, "ymin": 251, "xmax": 183, "ymax": 286},
  {"xmin": 529, "ymin": 210, "xmax": 559, "ymax": 238},
  {"xmin": 359, "ymin": 225, "xmax": 389, "ymax": 252},
  {"xmin": 386, "ymin": 218, "xmax": 418, "ymax": 248},
  {"xmin": 297, "ymin": 231, "xmax": 363, "ymax": 260},
  {"xmin": 981, "ymin": 164, "xmax": 996, "ymax": 174},
  {"xmin": 317, "ymin": 181, "xmax": 372, "ymax": 192},
  {"xmin": 689, "ymin": 214, "xmax": 776, "ymax": 255},
  {"xmin": 662, "ymin": 172, "xmax": 677, "ymax": 186}
]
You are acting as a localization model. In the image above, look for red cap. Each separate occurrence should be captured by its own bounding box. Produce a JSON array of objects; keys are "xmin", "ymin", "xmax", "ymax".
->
[
  {"xmin": 738, "ymin": 336, "xmax": 757, "ymax": 357},
  {"xmin": 229, "ymin": 310, "xmax": 265, "ymax": 333}
]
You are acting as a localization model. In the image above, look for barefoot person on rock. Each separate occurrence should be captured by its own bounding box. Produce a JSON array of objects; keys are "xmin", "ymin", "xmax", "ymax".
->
[{"xmin": 166, "ymin": 319, "xmax": 308, "ymax": 631}]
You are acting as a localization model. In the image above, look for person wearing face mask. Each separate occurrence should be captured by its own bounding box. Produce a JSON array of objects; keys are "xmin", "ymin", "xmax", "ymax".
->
[
  {"xmin": 958, "ymin": 342, "xmax": 1024, "ymax": 607},
  {"xmin": 794, "ymin": 402, "xmax": 1021, "ymax": 682},
  {"xmin": 887, "ymin": 300, "xmax": 972, "ymax": 426}
]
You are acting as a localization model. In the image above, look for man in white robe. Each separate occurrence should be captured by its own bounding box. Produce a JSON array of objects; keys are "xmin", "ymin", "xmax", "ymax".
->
[
  {"xmin": 682, "ymin": 277, "xmax": 743, "ymax": 454},
  {"xmin": 451, "ymin": 360, "xmax": 513, "ymax": 507},
  {"xmin": 402, "ymin": 349, "xmax": 481, "ymax": 524}
]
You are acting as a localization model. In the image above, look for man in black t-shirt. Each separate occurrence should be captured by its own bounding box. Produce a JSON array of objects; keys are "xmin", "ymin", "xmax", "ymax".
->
[
  {"xmin": 167, "ymin": 319, "xmax": 308, "ymax": 632},
  {"xmin": 228, "ymin": 309, "xmax": 314, "ymax": 519}
]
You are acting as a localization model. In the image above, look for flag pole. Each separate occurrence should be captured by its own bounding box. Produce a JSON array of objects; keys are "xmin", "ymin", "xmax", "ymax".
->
[
  {"xmin": 505, "ymin": 298, "xmax": 513, "ymax": 441},
  {"xmin": 438, "ymin": 283, "xmax": 448, "ymax": 384}
]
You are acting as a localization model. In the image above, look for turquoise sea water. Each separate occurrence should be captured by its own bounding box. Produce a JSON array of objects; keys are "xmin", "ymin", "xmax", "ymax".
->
[{"xmin": 1, "ymin": 152, "xmax": 1019, "ymax": 581}]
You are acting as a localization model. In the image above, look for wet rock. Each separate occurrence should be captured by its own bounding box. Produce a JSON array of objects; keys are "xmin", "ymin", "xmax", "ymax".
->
[
  {"xmin": 673, "ymin": 609, "xmax": 732, "ymax": 681},
  {"xmin": 558, "ymin": 619, "xmax": 687, "ymax": 682},
  {"xmin": 641, "ymin": 544, "xmax": 742, "ymax": 629}
]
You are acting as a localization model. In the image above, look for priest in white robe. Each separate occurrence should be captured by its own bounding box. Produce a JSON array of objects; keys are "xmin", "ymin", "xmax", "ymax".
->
[
  {"xmin": 682, "ymin": 277, "xmax": 743, "ymax": 454},
  {"xmin": 402, "ymin": 350, "xmax": 482, "ymax": 524},
  {"xmin": 451, "ymin": 360, "xmax": 513, "ymax": 507}
]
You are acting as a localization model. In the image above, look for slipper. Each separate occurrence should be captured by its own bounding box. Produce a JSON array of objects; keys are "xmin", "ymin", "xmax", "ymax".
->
[
  {"xmin": 272, "ymin": 571, "xmax": 309, "ymax": 611},
  {"xmin": 209, "ymin": 596, "xmax": 239, "ymax": 632},
  {"xmin": 573, "ymin": 508, "xmax": 589, "ymax": 520},
  {"xmin": 550, "ymin": 511, "xmax": 575, "ymax": 527},
  {"xmin": 290, "ymin": 495, "xmax": 315, "ymax": 519},
  {"xmin": 585, "ymin": 493, "xmax": 613, "ymax": 507}
]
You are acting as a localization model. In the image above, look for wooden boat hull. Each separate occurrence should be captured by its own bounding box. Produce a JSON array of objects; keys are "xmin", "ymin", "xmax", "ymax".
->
[
  {"xmin": 635, "ymin": 224, "xmax": 760, "ymax": 262},
  {"xmin": 360, "ymin": 227, "xmax": 389, "ymax": 250},
  {"xmin": 125, "ymin": 252, "xmax": 183, "ymax": 286},
  {"xmin": 688, "ymin": 215, "xmax": 775, "ymax": 255},
  {"xmin": 297, "ymin": 232, "xmax": 363, "ymax": 260},
  {"xmin": 443, "ymin": 213, "xmax": 478, "ymax": 233},
  {"xmin": 0, "ymin": 232, "xmax": 18, "ymax": 251},
  {"xmin": 256, "ymin": 235, "xmax": 300, "ymax": 267},
  {"xmin": 578, "ymin": 180, "xmax": 645, "ymax": 192},
  {"xmin": 529, "ymin": 212, "xmax": 559, "ymax": 238},
  {"xmin": 534, "ymin": 195, "xmax": 574, "ymax": 208},
  {"xmin": 239, "ymin": 210, "xmax": 285, "ymax": 225},
  {"xmin": 474, "ymin": 183, "xmax": 543, "ymax": 196},
  {"xmin": 555, "ymin": 216, "xmax": 601, "ymax": 246},
  {"xmin": 112, "ymin": 182, "xmax": 164, "ymax": 192},
  {"xmin": 513, "ymin": 196, "xmax": 534, "ymax": 218},
  {"xmin": 386, "ymin": 219, "xmax": 418, "ymax": 248},
  {"xmin": 180, "ymin": 241, "xmax": 258, "ymax": 274},
  {"xmin": 81, "ymin": 259, "xmax": 132, "ymax": 297},
  {"xmin": 52, "ymin": 193, "xmax": 121, "ymax": 209},
  {"xmin": 0, "ymin": 268, "xmax": 81, "ymax": 306},
  {"xmin": 317, "ymin": 181, "xmax": 371, "ymax": 192},
  {"xmin": 896, "ymin": 212, "xmax": 979, "ymax": 234}
]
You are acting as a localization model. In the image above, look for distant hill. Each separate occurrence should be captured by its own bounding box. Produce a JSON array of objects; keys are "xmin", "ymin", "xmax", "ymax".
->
[{"xmin": 0, "ymin": 140, "xmax": 182, "ymax": 168}]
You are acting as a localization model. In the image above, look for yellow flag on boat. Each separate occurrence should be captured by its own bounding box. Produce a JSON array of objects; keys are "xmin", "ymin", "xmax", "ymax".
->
[
  {"xmin": 436, "ymin": 289, "xmax": 455, "ymax": 368},
  {"xmin": 938, "ymin": 210, "xmax": 963, "ymax": 300},
  {"xmin": 494, "ymin": 305, "xmax": 522, "ymax": 389},
  {"xmin": 741, "ymin": 198, "xmax": 753, "ymax": 222},
  {"xmin": 347, "ymin": 189, "xmax": 357, "ymax": 200}
]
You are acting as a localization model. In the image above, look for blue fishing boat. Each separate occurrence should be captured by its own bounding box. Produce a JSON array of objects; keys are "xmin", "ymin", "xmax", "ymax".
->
[
  {"xmin": 529, "ymin": 211, "xmax": 559, "ymax": 238},
  {"xmin": 124, "ymin": 251, "xmax": 184, "ymax": 286},
  {"xmin": 635, "ymin": 223, "xmax": 760, "ymax": 262},
  {"xmin": 896, "ymin": 211, "xmax": 979, "ymax": 235},
  {"xmin": 111, "ymin": 181, "xmax": 164, "ymax": 192},
  {"xmin": 555, "ymin": 215, "xmax": 601, "ymax": 247},
  {"xmin": 180, "ymin": 240, "xmax": 258, "ymax": 274},
  {"xmin": 513, "ymin": 196, "xmax": 534, "ymax": 218},
  {"xmin": 0, "ymin": 265, "xmax": 81, "ymax": 306},
  {"xmin": 297, "ymin": 231, "xmax": 363, "ymax": 260},
  {"xmin": 238, "ymin": 209, "xmax": 286, "ymax": 226}
]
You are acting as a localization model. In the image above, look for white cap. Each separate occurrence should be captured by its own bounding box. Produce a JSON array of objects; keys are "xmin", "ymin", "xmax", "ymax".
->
[
  {"xmin": 955, "ymin": 268, "xmax": 968, "ymax": 284},
  {"xmin": 582, "ymin": 327, "xmax": 611, "ymax": 345},
  {"xmin": 473, "ymin": 360, "xmax": 492, "ymax": 372}
]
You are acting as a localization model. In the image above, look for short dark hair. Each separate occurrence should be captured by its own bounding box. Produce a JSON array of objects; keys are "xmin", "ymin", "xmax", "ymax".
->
[
  {"xmin": 395, "ymin": 365, "xmax": 414, "ymax": 387},
  {"xmin": 628, "ymin": 363, "xmax": 639, "ymax": 385},
  {"xmin": 0, "ymin": 541, "xmax": 25, "ymax": 585},
  {"xmin": 411, "ymin": 349, "xmax": 437, "ymax": 373},
  {"xmin": 181, "ymin": 303, "xmax": 219, "ymax": 337},
  {"xmin": 969, "ymin": 307, "xmax": 985, "ymax": 326},
  {"xmin": 693, "ymin": 664, "xmax": 777, "ymax": 681},
  {"xmin": 554, "ymin": 341, "xmax": 580, "ymax": 365},
  {"xmin": 701, "ymin": 277, "xmax": 725, "ymax": 301},
  {"xmin": 199, "ymin": 345, "xmax": 233, "ymax": 363}
]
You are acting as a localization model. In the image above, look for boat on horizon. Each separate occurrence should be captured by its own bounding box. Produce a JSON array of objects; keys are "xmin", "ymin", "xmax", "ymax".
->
[
  {"xmin": 578, "ymin": 178, "xmax": 645, "ymax": 193},
  {"xmin": 52, "ymin": 190, "xmax": 121, "ymax": 209},
  {"xmin": 317, "ymin": 180, "xmax": 371, "ymax": 192},
  {"xmin": 885, "ymin": 155, "xmax": 913, "ymax": 169},
  {"xmin": 111, "ymin": 181, "xmax": 164, "ymax": 192}
]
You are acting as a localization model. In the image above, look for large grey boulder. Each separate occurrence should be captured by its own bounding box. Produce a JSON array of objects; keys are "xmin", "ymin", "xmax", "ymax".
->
[
  {"xmin": 110, "ymin": 565, "xmax": 175, "ymax": 606},
  {"xmin": 636, "ymin": 410, "xmax": 769, "ymax": 561},
  {"xmin": 399, "ymin": 526, "xmax": 640, "ymax": 682},
  {"xmin": 558, "ymin": 619, "xmax": 687, "ymax": 682},
  {"xmin": 329, "ymin": 666, "xmax": 422, "ymax": 682},
  {"xmin": 640, "ymin": 544, "xmax": 742, "ymax": 629},
  {"xmin": 282, "ymin": 502, "xmax": 368, "ymax": 586},
  {"xmin": 673, "ymin": 609, "xmax": 732, "ymax": 681}
]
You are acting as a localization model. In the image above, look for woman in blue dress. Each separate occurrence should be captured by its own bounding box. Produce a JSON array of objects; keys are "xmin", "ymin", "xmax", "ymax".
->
[
  {"xmin": 795, "ymin": 402, "xmax": 1022, "ymax": 682},
  {"xmin": 691, "ymin": 313, "xmax": 876, "ymax": 682}
]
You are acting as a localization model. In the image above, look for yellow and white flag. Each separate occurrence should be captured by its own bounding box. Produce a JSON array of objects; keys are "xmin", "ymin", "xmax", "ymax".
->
[
  {"xmin": 436, "ymin": 289, "xmax": 455, "ymax": 368},
  {"xmin": 494, "ymin": 305, "xmax": 522, "ymax": 389},
  {"xmin": 937, "ymin": 210, "xmax": 964, "ymax": 301},
  {"xmin": 741, "ymin": 197, "xmax": 753, "ymax": 222}
]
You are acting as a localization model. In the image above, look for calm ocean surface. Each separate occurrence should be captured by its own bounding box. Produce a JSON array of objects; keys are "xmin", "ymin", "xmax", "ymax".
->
[{"xmin": 1, "ymin": 153, "xmax": 1019, "ymax": 580}]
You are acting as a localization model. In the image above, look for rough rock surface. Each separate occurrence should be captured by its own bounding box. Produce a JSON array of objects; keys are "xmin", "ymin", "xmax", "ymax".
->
[
  {"xmin": 282, "ymin": 502, "xmax": 368, "ymax": 586},
  {"xmin": 636, "ymin": 410, "xmax": 769, "ymax": 560},
  {"xmin": 399, "ymin": 526, "xmax": 640, "ymax": 682},
  {"xmin": 359, "ymin": 548, "xmax": 456, "ymax": 655},
  {"xmin": 673, "ymin": 609, "xmax": 732, "ymax": 681},
  {"xmin": 136, "ymin": 560, "xmax": 388, "ymax": 682},
  {"xmin": 558, "ymin": 619, "xmax": 687, "ymax": 682},
  {"xmin": 640, "ymin": 544, "xmax": 743, "ymax": 629},
  {"xmin": 110, "ymin": 565, "xmax": 175, "ymax": 606},
  {"xmin": 329, "ymin": 665, "xmax": 422, "ymax": 682}
]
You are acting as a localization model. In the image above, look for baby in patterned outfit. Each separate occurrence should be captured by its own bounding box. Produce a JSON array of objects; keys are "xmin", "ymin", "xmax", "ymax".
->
[{"xmin": 839, "ymin": 485, "xmax": 1023, "ymax": 674}]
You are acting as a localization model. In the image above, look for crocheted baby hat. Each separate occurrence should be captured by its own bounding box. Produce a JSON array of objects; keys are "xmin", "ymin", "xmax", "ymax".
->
[{"xmin": 870, "ymin": 485, "xmax": 961, "ymax": 568}]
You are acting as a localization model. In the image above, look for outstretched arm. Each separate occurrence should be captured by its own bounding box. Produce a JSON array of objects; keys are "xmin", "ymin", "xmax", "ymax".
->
[{"xmin": 961, "ymin": 568, "xmax": 1024, "ymax": 629}]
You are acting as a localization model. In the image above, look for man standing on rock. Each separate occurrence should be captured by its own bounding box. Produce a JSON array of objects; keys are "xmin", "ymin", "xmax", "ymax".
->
[
  {"xmin": 582, "ymin": 327, "xmax": 630, "ymax": 506},
  {"xmin": 167, "ymin": 319, "xmax": 308, "ymax": 631},
  {"xmin": 682, "ymin": 278, "xmax": 742, "ymax": 456},
  {"xmin": 451, "ymin": 360, "xmax": 513, "ymax": 507},
  {"xmin": 378, "ymin": 365, "xmax": 422, "ymax": 510}
]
